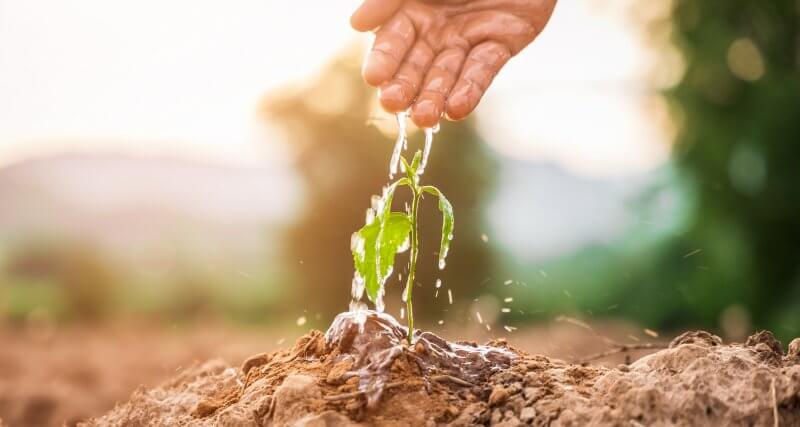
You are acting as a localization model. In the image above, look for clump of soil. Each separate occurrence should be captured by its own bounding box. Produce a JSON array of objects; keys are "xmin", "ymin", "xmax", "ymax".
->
[{"xmin": 83, "ymin": 312, "xmax": 800, "ymax": 426}]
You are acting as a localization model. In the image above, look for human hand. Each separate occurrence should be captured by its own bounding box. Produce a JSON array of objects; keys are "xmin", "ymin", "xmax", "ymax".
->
[{"xmin": 351, "ymin": 0, "xmax": 557, "ymax": 127}]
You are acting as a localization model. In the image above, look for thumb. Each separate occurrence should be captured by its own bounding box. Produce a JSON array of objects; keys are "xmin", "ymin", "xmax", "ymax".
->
[{"xmin": 350, "ymin": 0, "xmax": 404, "ymax": 32}]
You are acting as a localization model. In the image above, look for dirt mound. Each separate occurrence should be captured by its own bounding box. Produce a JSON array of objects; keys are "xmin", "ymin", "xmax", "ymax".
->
[{"xmin": 82, "ymin": 313, "xmax": 800, "ymax": 426}]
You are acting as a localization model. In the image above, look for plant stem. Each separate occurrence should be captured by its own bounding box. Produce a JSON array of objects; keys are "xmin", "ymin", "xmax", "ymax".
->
[{"xmin": 405, "ymin": 186, "xmax": 421, "ymax": 345}]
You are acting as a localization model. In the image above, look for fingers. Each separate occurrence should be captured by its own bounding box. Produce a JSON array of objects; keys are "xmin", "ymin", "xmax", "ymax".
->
[
  {"xmin": 379, "ymin": 41, "xmax": 435, "ymax": 112},
  {"xmin": 350, "ymin": 0, "xmax": 404, "ymax": 32},
  {"xmin": 409, "ymin": 48, "xmax": 466, "ymax": 128},
  {"xmin": 445, "ymin": 41, "xmax": 511, "ymax": 121},
  {"xmin": 362, "ymin": 13, "xmax": 416, "ymax": 87}
]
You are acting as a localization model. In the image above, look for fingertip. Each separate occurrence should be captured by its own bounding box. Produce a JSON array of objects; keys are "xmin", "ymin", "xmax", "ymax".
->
[
  {"xmin": 362, "ymin": 54, "xmax": 395, "ymax": 87},
  {"xmin": 350, "ymin": 0, "xmax": 404, "ymax": 32},
  {"xmin": 350, "ymin": 14, "xmax": 372, "ymax": 32},
  {"xmin": 444, "ymin": 92, "xmax": 471, "ymax": 121},
  {"xmin": 411, "ymin": 98, "xmax": 443, "ymax": 128},
  {"xmin": 379, "ymin": 83, "xmax": 412, "ymax": 112},
  {"xmin": 363, "ymin": 69, "xmax": 387, "ymax": 88}
]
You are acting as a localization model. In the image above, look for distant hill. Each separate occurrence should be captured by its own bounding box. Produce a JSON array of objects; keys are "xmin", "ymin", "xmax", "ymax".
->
[
  {"xmin": 487, "ymin": 157, "xmax": 676, "ymax": 262},
  {"xmin": 0, "ymin": 153, "xmax": 301, "ymax": 264}
]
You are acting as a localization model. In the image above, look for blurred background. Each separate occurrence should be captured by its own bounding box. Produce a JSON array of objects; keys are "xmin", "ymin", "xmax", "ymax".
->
[{"xmin": 1, "ymin": 0, "xmax": 799, "ymax": 424}]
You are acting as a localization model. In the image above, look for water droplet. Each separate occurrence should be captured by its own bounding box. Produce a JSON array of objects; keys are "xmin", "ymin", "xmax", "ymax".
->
[
  {"xmin": 396, "ymin": 236, "xmax": 410, "ymax": 253},
  {"xmin": 351, "ymin": 233, "xmax": 365, "ymax": 255},
  {"xmin": 501, "ymin": 308, "xmax": 511, "ymax": 313},
  {"xmin": 296, "ymin": 316, "xmax": 307, "ymax": 326},
  {"xmin": 503, "ymin": 279, "xmax": 513, "ymax": 286},
  {"xmin": 438, "ymin": 319, "xmax": 444, "ymax": 325},
  {"xmin": 375, "ymin": 288, "xmax": 386, "ymax": 312},
  {"xmin": 351, "ymin": 274, "xmax": 365, "ymax": 300},
  {"xmin": 438, "ymin": 258, "xmax": 446, "ymax": 270},
  {"xmin": 504, "ymin": 297, "xmax": 513, "ymax": 303},
  {"xmin": 480, "ymin": 233, "xmax": 489, "ymax": 243},
  {"xmin": 435, "ymin": 279, "xmax": 442, "ymax": 289},
  {"xmin": 400, "ymin": 307, "xmax": 405, "ymax": 319},
  {"xmin": 476, "ymin": 312, "xmax": 483, "ymax": 324},
  {"xmin": 447, "ymin": 289, "xmax": 453, "ymax": 305},
  {"xmin": 503, "ymin": 325, "xmax": 517, "ymax": 332},
  {"xmin": 370, "ymin": 194, "xmax": 384, "ymax": 213}
]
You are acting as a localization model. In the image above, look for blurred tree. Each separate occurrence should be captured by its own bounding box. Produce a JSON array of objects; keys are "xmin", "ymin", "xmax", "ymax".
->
[
  {"xmin": 502, "ymin": 1, "xmax": 800, "ymax": 342},
  {"xmin": 260, "ymin": 47, "xmax": 498, "ymax": 321},
  {"xmin": 661, "ymin": 0, "xmax": 800, "ymax": 338}
]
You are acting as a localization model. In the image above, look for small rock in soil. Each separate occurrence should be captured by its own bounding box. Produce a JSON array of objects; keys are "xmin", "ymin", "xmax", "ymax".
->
[
  {"xmin": 489, "ymin": 386, "xmax": 509, "ymax": 406},
  {"xmin": 520, "ymin": 406, "xmax": 536, "ymax": 422}
]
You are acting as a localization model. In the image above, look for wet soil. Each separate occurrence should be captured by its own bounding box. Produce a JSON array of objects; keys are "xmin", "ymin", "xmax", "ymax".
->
[{"xmin": 82, "ymin": 312, "xmax": 800, "ymax": 426}]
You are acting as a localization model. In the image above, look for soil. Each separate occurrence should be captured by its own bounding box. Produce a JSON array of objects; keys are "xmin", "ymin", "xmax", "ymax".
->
[
  {"xmin": 81, "ymin": 312, "xmax": 800, "ymax": 426},
  {"xmin": 0, "ymin": 322, "xmax": 284, "ymax": 426}
]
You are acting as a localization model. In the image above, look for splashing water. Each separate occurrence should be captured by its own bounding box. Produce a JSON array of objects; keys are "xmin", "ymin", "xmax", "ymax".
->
[
  {"xmin": 325, "ymin": 310, "xmax": 514, "ymax": 409},
  {"xmin": 417, "ymin": 123, "xmax": 439, "ymax": 175},
  {"xmin": 388, "ymin": 112, "xmax": 408, "ymax": 178}
]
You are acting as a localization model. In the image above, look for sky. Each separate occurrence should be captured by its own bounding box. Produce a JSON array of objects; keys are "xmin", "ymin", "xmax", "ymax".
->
[{"xmin": 0, "ymin": 0, "xmax": 671, "ymax": 178}]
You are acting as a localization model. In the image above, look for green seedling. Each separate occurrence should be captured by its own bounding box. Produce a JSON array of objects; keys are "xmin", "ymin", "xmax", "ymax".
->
[{"xmin": 351, "ymin": 150, "xmax": 454, "ymax": 345}]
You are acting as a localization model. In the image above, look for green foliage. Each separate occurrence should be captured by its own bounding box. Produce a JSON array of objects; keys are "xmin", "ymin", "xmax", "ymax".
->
[
  {"xmin": 510, "ymin": 1, "xmax": 800, "ymax": 341},
  {"xmin": 352, "ymin": 150, "xmax": 454, "ymax": 342}
]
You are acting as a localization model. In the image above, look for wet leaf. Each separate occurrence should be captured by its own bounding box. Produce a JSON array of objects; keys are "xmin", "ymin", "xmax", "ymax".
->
[
  {"xmin": 401, "ymin": 151, "xmax": 423, "ymax": 178},
  {"xmin": 353, "ymin": 181, "xmax": 413, "ymax": 303},
  {"xmin": 421, "ymin": 185, "xmax": 454, "ymax": 267},
  {"xmin": 377, "ymin": 213, "xmax": 412, "ymax": 284}
]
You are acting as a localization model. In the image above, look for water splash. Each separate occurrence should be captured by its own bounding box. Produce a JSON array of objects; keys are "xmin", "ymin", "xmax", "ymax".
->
[
  {"xmin": 388, "ymin": 112, "xmax": 408, "ymax": 178},
  {"xmin": 325, "ymin": 310, "xmax": 514, "ymax": 409},
  {"xmin": 350, "ymin": 274, "xmax": 365, "ymax": 302}
]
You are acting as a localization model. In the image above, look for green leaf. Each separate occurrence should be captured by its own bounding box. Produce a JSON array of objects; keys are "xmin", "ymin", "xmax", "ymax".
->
[
  {"xmin": 352, "ymin": 180, "xmax": 413, "ymax": 303},
  {"xmin": 352, "ymin": 220, "xmax": 380, "ymax": 300},
  {"xmin": 400, "ymin": 151, "xmax": 423, "ymax": 179},
  {"xmin": 422, "ymin": 185, "xmax": 454, "ymax": 268},
  {"xmin": 377, "ymin": 213, "xmax": 412, "ymax": 284},
  {"xmin": 409, "ymin": 151, "xmax": 422, "ymax": 175},
  {"xmin": 379, "ymin": 178, "xmax": 410, "ymax": 217},
  {"xmin": 400, "ymin": 156, "xmax": 412, "ymax": 175}
]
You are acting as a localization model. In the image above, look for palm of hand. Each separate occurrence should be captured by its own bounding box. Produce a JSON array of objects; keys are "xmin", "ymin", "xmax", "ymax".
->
[{"xmin": 352, "ymin": 0, "xmax": 556, "ymax": 127}]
